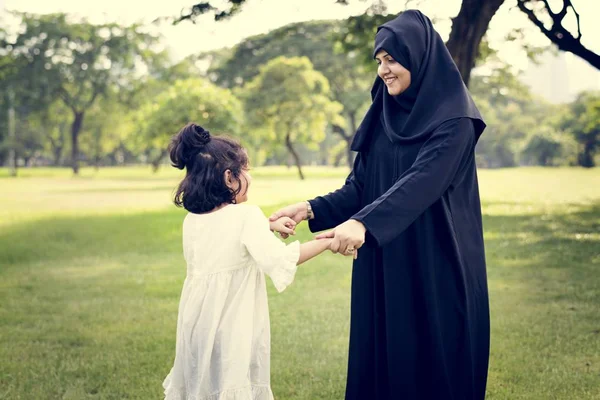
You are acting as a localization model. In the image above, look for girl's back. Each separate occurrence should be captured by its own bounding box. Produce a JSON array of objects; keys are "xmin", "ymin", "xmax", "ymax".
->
[
  {"xmin": 184, "ymin": 204, "xmax": 255, "ymax": 276},
  {"xmin": 164, "ymin": 203, "xmax": 299, "ymax": 400},
  {"xmin": 162, "ymin": 123, "xmax": 332, "ymax": 400}
]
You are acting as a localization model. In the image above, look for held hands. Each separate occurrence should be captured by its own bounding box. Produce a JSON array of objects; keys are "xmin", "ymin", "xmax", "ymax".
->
[
  {"xmin": 269, "ymin": 202, "xmax": 308, "ymax": 239},
  {"xmin": 269, "ymin": 216, "xmax": 297, "ymax": 236},
  {"xmin": 316, "ymin": 219, "xmax": 366, "ymax": 259},
  {"xmin": 269, "ymin": 203, "xmax": 365, "ymax": 260}
]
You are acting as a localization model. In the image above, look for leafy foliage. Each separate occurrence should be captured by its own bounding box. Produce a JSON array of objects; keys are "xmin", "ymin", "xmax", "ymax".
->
[
  {"xmin": 209, "ymin": 20, "xmax": 372, "ymax": 167},
  {"xmin": 135, "ymin": 78, "xmax": 243, "ymax": 171},
  {"xmin": 241, "ymin": 56, "xmax": 343, "ymax": 179},
  {"xmin": 560, "ymin": 91, "xmax": 600, "ymax": 167},
  {"xmin": 4, "ymin": 12, "xmax": 159, "ymax": 173}
]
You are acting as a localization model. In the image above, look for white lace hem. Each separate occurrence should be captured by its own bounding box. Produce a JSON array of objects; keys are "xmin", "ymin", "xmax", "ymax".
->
[{"xmin": 163, "ymin": 375, "xmax": 274, "ymax": 400}]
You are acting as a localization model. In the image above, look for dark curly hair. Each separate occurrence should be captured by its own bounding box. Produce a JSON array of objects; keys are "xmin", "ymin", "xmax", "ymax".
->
[{"xmin": 169, "ymin": 123, "xmax": 249, "ymax": 214}]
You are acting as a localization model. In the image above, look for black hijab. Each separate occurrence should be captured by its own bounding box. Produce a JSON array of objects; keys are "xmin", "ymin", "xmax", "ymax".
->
[{"xmin": 351, "ymin": 10, "xmax": 485, "ymax": 151}]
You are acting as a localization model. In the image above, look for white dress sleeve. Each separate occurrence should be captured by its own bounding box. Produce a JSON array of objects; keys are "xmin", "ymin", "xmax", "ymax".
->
[{"xmin": 241, "ymin": 205, "xmax": 300, "ymax": 293}]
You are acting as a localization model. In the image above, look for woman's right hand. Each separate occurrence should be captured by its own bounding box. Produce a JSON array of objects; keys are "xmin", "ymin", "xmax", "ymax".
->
[
  {"xmin": 315, "ymin": 219, "xmax": 365, "ymax": 259},
  {"xmin": 269, "ymin": 202, "xmax": 308, "ymax": 239}
]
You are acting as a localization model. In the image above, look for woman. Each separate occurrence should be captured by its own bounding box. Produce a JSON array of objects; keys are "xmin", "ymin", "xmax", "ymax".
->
[{"xmin": 270, "ymin": 10, "xmax": 490, "ymax": 400}]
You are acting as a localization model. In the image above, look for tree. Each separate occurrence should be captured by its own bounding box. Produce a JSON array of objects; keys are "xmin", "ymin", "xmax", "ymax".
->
[
  {"xmin": 42, "ymin": 102, "xmax": 71, "ymax": 166},
  {"xmin": 136, "ymin": 77, "xmax": 243, "ymax": 172},
  {"xmin": 208, "ymin": 20, "xmax": 372, "ymax": 168},
  {"xmin": 0, "ymin": 23, "xmax": 56, "ymax": 174},
  {"xmin": 79, "ymin": 94, "xmax": 130, "ymax": 170},
  {"xmin": 469, "ymin": 60, "xmax": 560, "ymax": 168},
  {"xmin": 520, "ymin": 127, "xmax": 573, "ymax": 166},
  {"xmin": 25, "ymin": 100, "xmax": 71, "ymax": 166},
  {"xmin": 8, "ymin": 12, "xmax": 158, "ymax": 174},
  {"xmin": 175, "ymin": 0, "xmax": 599, "ymax": 86},
  {"xmin": 241, "ymin": 56, "xmax": 343, "ymax": 179},
  {"xmin": 560, "ymin": 91, "xmax": 600, "ymax": 168}
]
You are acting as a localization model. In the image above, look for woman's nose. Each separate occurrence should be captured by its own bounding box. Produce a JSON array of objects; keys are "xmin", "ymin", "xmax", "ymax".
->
[{"xmin": 378, "ymin": 63, "xmax": 390, "ymax": 76}]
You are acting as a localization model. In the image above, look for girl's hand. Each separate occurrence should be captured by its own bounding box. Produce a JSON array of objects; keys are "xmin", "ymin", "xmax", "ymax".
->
[
  {"xmin": 270, "ymin": 216, "xmax": 297, "ymax": 236},
  {"xmin": 269, "ymin": 202, "xmax": 308, "ymax": 239}
]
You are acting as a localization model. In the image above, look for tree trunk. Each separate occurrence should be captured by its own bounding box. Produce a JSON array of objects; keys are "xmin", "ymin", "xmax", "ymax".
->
[
  {"xmin": 578, "ymin": 141, "xmax": 595, "ymax": 168},
  {"xmin": 346, "ymin": 112, "xmax": 358, "ymax": 168},
  {"xmin": 7, "ymin": 88, "xmax": 17, "ymax": 177},
  {"xmin": 285, "ymin": 132, "xmax": 304, "ymax": 180},
  {"xmin": 332, "ymin": 117, "xmax": 356, "ymax": 169},
  {"xmin": 71, "ymin": 111, "xmax": 85, "ymax": 175},
  {"xmin": 333, "ymin": 151, "xmax": 344, "ymax": 167},
  {"xmin": 446, "ymin": 0, "xmax": 505, "ymax": 86},
  {"xmin": 94, "ymin": 128, "xmax": 102, "ymax": 171},
  {"xmin": 50, "ymin": 142, "xmax": 64, "ymax": 166},
  {"xmin": 151, "ymin": 151, "xmax": 166, "ymax": 173}
]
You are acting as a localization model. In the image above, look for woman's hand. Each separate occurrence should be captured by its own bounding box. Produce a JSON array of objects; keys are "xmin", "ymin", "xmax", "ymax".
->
[
  {"xmin": 269, "ymin": 216, "xmax": 296, "ymax": 236},
  {"xmin": 269, "ymin": 202, "xmax": 308, "ymax": 239},
  {"xmin": 316, "ymin": 219, "xmax": 366, "ymax": 259}
]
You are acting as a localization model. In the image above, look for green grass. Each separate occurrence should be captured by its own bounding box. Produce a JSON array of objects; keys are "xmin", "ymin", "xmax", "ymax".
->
[{"xmin": 0, "ymin": 166, "xmax": 599, "ymax": 399}]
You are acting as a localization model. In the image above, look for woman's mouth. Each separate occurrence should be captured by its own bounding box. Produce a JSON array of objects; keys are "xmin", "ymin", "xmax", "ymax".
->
[{"xmin": 384, "ymin": 76, "xmax": 397, "ymax": 85}]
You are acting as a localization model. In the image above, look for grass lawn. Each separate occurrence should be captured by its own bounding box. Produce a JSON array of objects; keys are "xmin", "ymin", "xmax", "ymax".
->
[{"xmin": 0, "ymin": 166, "xmax": 599, "ymax": 399}]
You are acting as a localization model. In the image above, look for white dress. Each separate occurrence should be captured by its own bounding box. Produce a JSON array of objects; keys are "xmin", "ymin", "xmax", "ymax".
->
[{"xmin": 163, "ymin": 204, "xmax": 300, "ymax": 400}]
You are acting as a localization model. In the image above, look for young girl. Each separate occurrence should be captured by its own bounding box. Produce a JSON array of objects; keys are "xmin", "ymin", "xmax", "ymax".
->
[{"xmin": 162, "ymin": 123, "xmax": 332, "ymax": 400}]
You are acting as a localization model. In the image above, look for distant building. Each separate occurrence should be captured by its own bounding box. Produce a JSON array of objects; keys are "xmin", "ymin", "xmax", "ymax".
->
[{"xmin": 522, "ymin": 50, "xmax": 600, "ymax": 104}]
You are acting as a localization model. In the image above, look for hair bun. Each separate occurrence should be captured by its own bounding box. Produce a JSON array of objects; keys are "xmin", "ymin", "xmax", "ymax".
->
[
  {"xmin": 193, "ymin": 124, "xmax": 211, "ymax": 145},
  {"xmin": 168, "ymin": 122, "xmax": 212, "ymax": 170}
]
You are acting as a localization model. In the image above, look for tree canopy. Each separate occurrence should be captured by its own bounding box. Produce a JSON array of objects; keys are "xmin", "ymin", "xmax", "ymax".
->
[
  {"xmin": 5, "ymin": 12, "xmax": 158, "ymax": 173},
  {"xmin": 176, "ymin": 0, "xmax": 599, "ymax": 86},
  {"xmin": 241, "ymin": 56, "xmax": 343, "ymax": 179}
]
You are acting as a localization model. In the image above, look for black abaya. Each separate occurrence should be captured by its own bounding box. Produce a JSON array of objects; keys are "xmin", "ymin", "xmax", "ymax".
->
[
  {"xmin": 308, "ymin": 10, "xmax": 490, "ymax": 399},
  {"xmin": 309, "ymin": 117, "xmax": 489, "ymax": 399}
]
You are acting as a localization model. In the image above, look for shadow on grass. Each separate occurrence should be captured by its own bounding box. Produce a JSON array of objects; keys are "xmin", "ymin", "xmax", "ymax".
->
[
  {"xmin": 0, "ymin": 209, "xmax": 186, "ymax": 268},
  {"xmin": 481, "ymin": 202, "xmax": 600, "ymax": 398},
  {"xmin": 482, "ymin": 201, "xmax": 599, "ymax": 275}
]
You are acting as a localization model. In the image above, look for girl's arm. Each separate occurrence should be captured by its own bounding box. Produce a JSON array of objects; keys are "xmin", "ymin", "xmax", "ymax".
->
[
  {"xmin": 298, "ymin": 239, "xmax": 332, "ymax": 265},
  {"xmin": 270, "ymin": 217, "xmax": 333, "ymax": 264},
  {"xmin": 242, "ymin": 206, "xmax": 330, "ymax": 292}
]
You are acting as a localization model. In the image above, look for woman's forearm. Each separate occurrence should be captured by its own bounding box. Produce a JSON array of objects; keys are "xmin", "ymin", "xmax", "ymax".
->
[{"xmin": 307, "ymin": 154, "xmax": 366, "ymax": 233}]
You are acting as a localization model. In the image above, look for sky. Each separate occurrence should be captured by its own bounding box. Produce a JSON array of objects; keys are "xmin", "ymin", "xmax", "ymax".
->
[{"xmin": 2, "ymin": 0, "xmax": 599, "ymax": 101}]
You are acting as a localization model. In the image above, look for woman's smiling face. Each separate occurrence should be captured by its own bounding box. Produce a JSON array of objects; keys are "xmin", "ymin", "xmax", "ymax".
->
[{"xmin": 375, "ymin": 49, "xmax": 411, "ymax": 96}]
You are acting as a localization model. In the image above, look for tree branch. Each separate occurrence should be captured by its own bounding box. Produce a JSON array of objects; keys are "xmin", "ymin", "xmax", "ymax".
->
[
  {"xmin": 85, "ymin": 85, "xmax": 102, "ymax": 109},
  {"xmin": 332, "ymin": 123, "xmax": 350, "ymax": 140},
  {"xmin": 174, "ymin": 0, "xmax": 245, "ymax": 24},
  {"xmin": 517, "ymin": 0, "xmax": 599, "ymax": 70},
  {"xmin": 175, "ymin": 0, "xmax": 350, "ymax": 23},
  {"xmin": 539, "ymin": 0, "xmax": 556, "ymax": 18},
  {"xmin": 567, "ymin": 0, "xmax": 582, "ymax": 39},
  {"xmin": 57, "ymin": 87, "xmax": 77, "ymax": 113}
]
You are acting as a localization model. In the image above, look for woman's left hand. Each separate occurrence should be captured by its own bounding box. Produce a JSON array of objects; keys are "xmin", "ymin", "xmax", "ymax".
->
[
  {"xmin": 270, "ymin": 216, "xmax": 297, "ymax": 236},
  {"xmin": 316, "ymin": 219, "xmax": 366, "ymax": 258}
]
